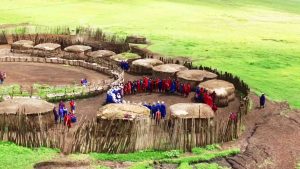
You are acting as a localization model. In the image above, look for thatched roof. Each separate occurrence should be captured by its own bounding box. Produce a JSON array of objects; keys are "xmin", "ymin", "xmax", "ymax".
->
[
  {"xmin": 0, "ymin": 98, "xmax": 54, "ymax": 115},
  {"xmin": 34, "ymin": 43, "xmax": 61, "ymax": 51},
  {"xmin": 110, "ymin": 52, "xmax": 141, "ymax": 62},
  {"xmin": 64, "ymin": 45, "xmax": 92, "ymax": 53},
  {"xmin": 86, "ymin": 50, "xmax": 116, "ymax": 58},
  {"xmin": 132, "ymin": 58, "xmax": 163, "ymax": 69},
  {"xmin": 177, "ymin": 70, "xmax": 217, "ymax": 82},
  {"xmin": 12, "ymin": 40, "xmax": 34, "ymax": 48},
  {"xmin": 170, "ymin": 103, "xmax": 214, "ymax": 119},
  {"xmin": 153, "ymin": 64, "xmax": 188, "ymax": 73},
  {"xmin": 97, "ymin": 103, "xmax": 150, "ymax": 120},
  {"xmin": 199, "ymin": 79, "xmax": 235, "ymax": 96}
]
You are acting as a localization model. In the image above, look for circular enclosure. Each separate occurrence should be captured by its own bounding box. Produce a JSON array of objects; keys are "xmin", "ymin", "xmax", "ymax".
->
[
  {"xmin": 110, "ymin": 52, "xmax": 141, "ymax": 64},
  {"xmin": 199, "ymin": 79, "xmax": 235, "ymax": 107},
  {"xmin": 97, "ymin": 103, "xmax": 150, "ymax": 120},
  {"xmin": 176, "ymin": 70, "xmax": 217, "ymax": 88},
  {"xmin": 130, "ymin": 58, "xmax": 163, "ymax": 74},
  {"xmin": 152, "ymin": 64, "xmax": 188, "ymax": 78},
  {"xmin": 170, "ymin": 103, "xmax": 214, "ymax": 119}
]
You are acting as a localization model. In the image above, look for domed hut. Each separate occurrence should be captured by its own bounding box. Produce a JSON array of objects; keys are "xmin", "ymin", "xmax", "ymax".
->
[
  {"xmin": 199, "ymin": 79, "xmax": 235, "ymax": 107},
  {"xmin": 130, "ymin": 58, "xmax": 163, "ymax": 74},
  {"xmin": 169, "ymin": 103, "xmax": 215, "ymax": 147},
  {"xmin": 125, "ymin": 35, "xmax": 147, "ymax": 44},
  {"xmin": 110, "ymin": 52, "xmax": 141, "ymax": 65},
  {"xmin": 176, "ymin": 70, "xmax": 217, "ymax": 89},
  {"xmin": 0, "ymin": 98, "xmax": 54, "ymax": 131},
  {"xmin": 32, "ymin": 43, "xmax": 61, "ymax": 58},
  {"xmin": 86, "ymin": 50, "xmax": 116, "ymax": 63},
  {"xmin": 96, "ymin": 103, "xmax": 152, "ymax": 152},
  {"xmin": 11, "ymin": 40, "xmax": 34, "ymax": 54},
  {"xmin": 152, "ymin": 64, "xmax": 188, "ymax": 79},
  {"xmin": 64, "ymin": 45, "xmax": 92, "ymax": 60}
]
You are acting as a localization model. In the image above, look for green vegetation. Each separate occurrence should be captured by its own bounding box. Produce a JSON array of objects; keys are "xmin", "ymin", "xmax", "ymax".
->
[
  {"xmin": 90, "ymin": 149, "xmax": 182, "ymax": 162},
  {"xmin": 0, "ymin": 0, "xmax": 300, "ymax": 107},
  {"xmin": 129, "ymin": 161, "xmax": 153, "ymax": 169},
  {"xmin": 114, "ymin": 52, "xmax": 141, "ymax": 60},
  {"xmin": 178, "ymin": 162, "xmax": 193, "ymax": 169},
  {"xmin": 195, "ymin": 163, "xmax": 228, "ymax": 169},
  {"xmin": 0, "ymin": 141, "xmax": 59, "ymax": 169},
  {"xmin": 33, "ymin": 83, "xmax": 84, "ymax": 98},
  {"xmin": 0, "ymin": 84, "xmax": 30, "ymax": 97}
]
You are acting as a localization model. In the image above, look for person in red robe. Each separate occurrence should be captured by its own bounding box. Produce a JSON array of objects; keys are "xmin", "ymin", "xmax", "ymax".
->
[
  {"xmin": 143, "ymin": 77, "xmax": 149, "ymax": 92},
  {"xmin": 137, "ymin": 80, "xmax": 141, "ymax": 93}
]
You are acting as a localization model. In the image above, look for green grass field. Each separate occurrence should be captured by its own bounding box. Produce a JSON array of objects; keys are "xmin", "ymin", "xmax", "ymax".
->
[{"xmin": 0, "ymin": 0, "xmax": 300, "ymax": 107}]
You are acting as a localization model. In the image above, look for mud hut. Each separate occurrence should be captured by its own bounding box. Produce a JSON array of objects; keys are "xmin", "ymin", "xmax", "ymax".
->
[
  {"xmin": 110, "ymin": 52, "xmax": 141, "ymax": 65},
  {"xmin": 86, "ymin": 50, "xmax": 116, "ymax": 63},
  {"xmin": 96, "ymin": 103, "xmax": 152, "ymax": 152},
  {"xmin": 33, "ymin": 43, "xmax": 61, "ymax": 58},
  {"xmin": 130, "ymin": 58, "xmax": 163, "ymax": 74},
  {"xmin": 199, "ymin": 79, "xmax": 235, "ymax": 107},
  {"xmin": 0, "ymin": 98, "xmax": 54, "ymax": 130},
  {"xmin": 169, "ymin": 103, "xmax": 215, "ymax": 148},
  {"xmin": 11, "ymin": 40, "xmax": 34, "ymax": 53},
  {"xmin": 63, "ymin": 45, "xmax": 92, "ymax": 60},
  {"xmin": 152, "ymin": 64, "xmax": 188, "ymax": 78},
  {"xmin": 176, "ymin": 70, "xmax": 217, "ymax": 89}
]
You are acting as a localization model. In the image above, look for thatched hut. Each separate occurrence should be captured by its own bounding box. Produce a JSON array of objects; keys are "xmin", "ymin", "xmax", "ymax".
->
[
  {"xmin": 169, "ymin": 103, "xmax": 215, "ymax": 146},
  {"xmin": 110, "ymin": 52, "xmax": 141, "ymax": 65},
  {"xmin": 32, "ymin": 43, "xmax": 61, "ymax": 58},
  {"xmin": 176, "ymin": 70, "xmax": 217, "ymax": 89},
  {"xmin": 11, "ymin": 40, "xmax": 34, "ymax": 54},
  {"xmin": 152, "ymin": 64, "xmax": 188, "ymax": 78},
  {"xmin": 125, "ymin": 35, "xmax": 147, "ymax": 44},
  {"xmin": 96, "ymin": 103, "xmax": 152, "ymax": 152},
  {"xmin": 63, "ymin": 45, "xmax": 92, "ymax": 60},
  {"xmin": 199, "ymin": 79, "xmax": 235, "ymax": 107},
  {"xmin": 86, "ymin": 50, "xmax": 116, "ymax": 63},
  {"xmin": 0, "ymin": 98, "xmax": 54, "ymax": 131},
  {"xmin": 130, "ymin": 58, "xmax": 163, "ymax": 74}
]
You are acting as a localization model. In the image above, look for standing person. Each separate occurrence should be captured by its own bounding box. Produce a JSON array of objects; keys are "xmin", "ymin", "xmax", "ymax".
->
[
  {"xmin": 53, "ymin": 106, "xmax": 59, "ymax": 124},
  {"xmin": 260, "ymin": 93, "xmax": 266, "ymax": 108},
  {"xmin": 0, "ymin": 72, "xmax": 3, "ymax": 84},
  {"xmin": 160, "ymin": 101, "xmax": 167, "ymax": 119},
  {"xmin": 64, "ymin": 112, "xmax": 72, "ymax": 130},
  {"xmin": 151, "ymin": 102, "xmax": 157, "ymax": 119},
  {"xmin": 70, "ymin": 100, "xmax": 76, "ymax": 114},
  {"xmin": 155, "ymin": 110, "xmax": 161, "ymax": 125}
]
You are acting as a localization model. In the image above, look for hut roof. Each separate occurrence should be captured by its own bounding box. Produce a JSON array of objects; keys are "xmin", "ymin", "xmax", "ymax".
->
[
  {"xmin": 64, "ymin": 45, "xmax": 92, "ymax": 53},
  {"xmin": 110, "ymin": 52, "xmax": 141, "ymax": 62},
  {"xmin": 132, "ymin": 58, "xmax": 163, "ymax": 69},
  {"xmin": 199, "ymin": 79, "xmax": 235, "ymax": 96},
  {"xmin": 86, "ymin": 50, "xmax": 116, "ymax": 58},
  {"xmin": 0, "ymin": 98, "xmax": 54, "ymax": 115},
  {"xmin": 170, "ymin": 103, "xmax": 214, "ymax": 119},
  {"xmin": 12, "ymin": 40, "xmax": 34, "ymax": 48},
  {"xmin": 152, "ymin": 64, "xmax": 188, "ymax": 73},
  {"xmin": 34, "ymin": 43, "xmax": 61, "ymax": 51},
  {"xmin": 177, "ymin": 70, "xmax": 217, "ymax": 82},
  {"xmin": 97, "ymin": 103, "xmax": 150, "ymax": 120}
]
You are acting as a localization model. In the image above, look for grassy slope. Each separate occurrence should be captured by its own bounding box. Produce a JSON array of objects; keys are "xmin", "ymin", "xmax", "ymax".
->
[
  {"xmin": 0, "ymin": 0, "xmax": 300, "ymax": 107},
  {"xmin": 0, "ymin": 142, "xmax": 59, "ymax": 169}
]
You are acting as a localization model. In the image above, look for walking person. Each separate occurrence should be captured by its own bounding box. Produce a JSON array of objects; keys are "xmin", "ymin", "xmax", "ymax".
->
[
  {"xmin": 53, "ymin": 106, "xmax": 59, "ymax": 124},
  {"xmin": 260, "ymin": 93, "xmax": 266, "ymax": 108}
]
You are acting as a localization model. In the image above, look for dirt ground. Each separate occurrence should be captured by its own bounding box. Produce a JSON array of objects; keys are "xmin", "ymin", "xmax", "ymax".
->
[
  {"xmin": 220, "ymin": 93, "xmax": 300, "ymax": 169},
  {"xmin": 0, "ymin": 62, "xmax": 111, "ymax": 89}
]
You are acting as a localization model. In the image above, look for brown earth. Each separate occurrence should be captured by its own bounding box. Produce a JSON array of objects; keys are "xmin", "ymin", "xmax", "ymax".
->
[
  {"xmin": 220, "ymin": 92, "xmax": 300, "ymax": 169},
  {"xmin": 0, "ymin": 62, "xmax": 110, "ymax": 89}
]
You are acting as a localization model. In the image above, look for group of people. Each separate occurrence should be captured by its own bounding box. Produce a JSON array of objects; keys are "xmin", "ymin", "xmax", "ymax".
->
[
  {"xmin": 106, "ymin": 85, "xmax": 123, "ymax": 103},
  {"xmin": 53, "ymin": 100, "xmax": 77, "ymax": 129},
  {"xmin": 195, "ymin": 87, "xmax": 218, "ymax": 112},
  {"xmin": 0, "ymin": 71, "xmax": 6, "ymax": 84},
  {"xmin": 80, "ymin": 78, "xmax": 88, "ymax": 86},
  {"xmin": 143, "ymin": 101, "xmax": 167, "ymax": 124},
  {"xmin": 122, "ymin": 76, "xmax": 192, "ymax": 97},
  {"xmin": 120, "ymin": 61, "xmax": 130, "ymax": 71}
]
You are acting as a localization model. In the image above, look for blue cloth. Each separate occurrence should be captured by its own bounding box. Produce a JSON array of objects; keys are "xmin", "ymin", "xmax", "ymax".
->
[
  {"xmin": 160, "ymin": 104, "xmax": 166, "ymax": 118},
  {"xmin": 170, "ymin": 81, "xmax": 176, "ymax": 93},
  {"xmin": 151, "ymin": 104, "xmax": 158, "ymax": 118}
]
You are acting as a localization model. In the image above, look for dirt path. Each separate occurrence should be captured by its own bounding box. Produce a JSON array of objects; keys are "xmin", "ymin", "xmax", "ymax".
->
[{"xmin": 221, "ymin": 93, "xmax": 300, "ymax": 169}]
